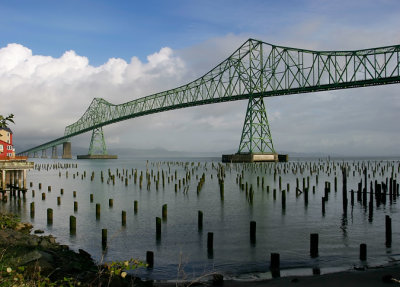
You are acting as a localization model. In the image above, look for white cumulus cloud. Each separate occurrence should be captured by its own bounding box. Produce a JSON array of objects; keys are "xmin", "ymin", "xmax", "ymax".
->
[{"xmin": 0, "ymin": 43, "xmax": 186, "ymax": 150}]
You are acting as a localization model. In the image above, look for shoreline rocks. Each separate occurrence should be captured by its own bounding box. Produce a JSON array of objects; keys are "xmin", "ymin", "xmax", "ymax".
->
[{"xmin": 0, "ymin": 221, "xmax": 151, "ymax": 286}]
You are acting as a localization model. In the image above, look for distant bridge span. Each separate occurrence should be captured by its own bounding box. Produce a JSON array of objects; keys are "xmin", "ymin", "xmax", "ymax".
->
[{"xmin": 19, "ymin": 38, "xmax": 400, "ymax": 157}]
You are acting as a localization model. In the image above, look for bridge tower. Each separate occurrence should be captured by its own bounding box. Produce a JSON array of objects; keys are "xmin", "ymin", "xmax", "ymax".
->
[
  {"xmin": 223, "ymin": 97, "xmax": 283, "ymax": 162},
  {"xmin": 77, "ymin": 127, "xmax": 117, "ymax": 159},
  {"xmin": 238, "ymin": 96, "xmax": 275, "ymax": 154}
]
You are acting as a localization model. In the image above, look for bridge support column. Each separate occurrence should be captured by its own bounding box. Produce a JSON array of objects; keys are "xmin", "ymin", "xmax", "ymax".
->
[
  {"xmin": 222, "ymin": 96, "xmax": 286, "ymax": 163},
  {"xmin": 62, "ymin": 142, "xmax": 72, "ymax": 159},
  {"xmin": 33, "ymin": 152, "xmax": 38, "ymax": 158},
  {"xmin": 238, "ymin": 96, "xmax": 275, "ymax": 154},
  {"xmin": 77, "ymin": 127, "xmax": 117, "ymax": 159},
  {"xmin": 51, "ymin": 146, "xmax": 58, "ymax": 159},
  {"xmin": 41, "ymin": 149, "xmax": 47, "ymax": 158}
]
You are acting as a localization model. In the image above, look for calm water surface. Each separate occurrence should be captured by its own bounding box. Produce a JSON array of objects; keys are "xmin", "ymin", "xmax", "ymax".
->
[{"xmin": 2, "ymin": 157, "xmax": 400, "ymax": 281}]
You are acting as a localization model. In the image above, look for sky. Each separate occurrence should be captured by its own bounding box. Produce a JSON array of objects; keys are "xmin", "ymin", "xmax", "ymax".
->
[{"xmin": 1, "ymin": 0, "xmax": 400, "ymax": 156}]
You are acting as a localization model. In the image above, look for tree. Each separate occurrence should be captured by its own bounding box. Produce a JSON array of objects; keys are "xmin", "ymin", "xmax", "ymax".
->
[{"xmin": 0, "ymin": 114, "xmax": 14, "ymax": 128}]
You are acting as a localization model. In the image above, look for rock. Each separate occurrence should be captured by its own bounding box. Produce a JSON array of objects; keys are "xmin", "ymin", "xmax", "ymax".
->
[
  {"xmin": 39, "ymin": 238, "xmax": 51, "ymax": 248},
  {"xmin": 79, "ymin": 249, "xmax": 92, "ymax": 260},
  {"xmin": 48, "ymin": 236, "xmax": 56, "ymax": 244},
  {"xmin": 27, "ymin": 237, "xmax": 39, "ymax": 247},
  {"xmin": 13, "ymin": 250, "xmax": 42, "ymax": 265},
  {"xmin": 15, "ymin": 222, "xmax": 33, "ymax": 232},
  {"xmin": 34, "ymin": 229, "xmax": 44, "ymax": 234},
  {"xmin": 213, "ymin": 274, "xmax": 224, "ymax": 286}
]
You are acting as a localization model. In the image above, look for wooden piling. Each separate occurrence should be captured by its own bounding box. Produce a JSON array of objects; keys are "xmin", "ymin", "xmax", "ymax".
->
[
  {"xmin": 207, "ymin": 232, "xmax": 214, "ymax": 251},
  {"xmin": 30, "ymin": 202, "xmax": 35, "ymax": 218},
  {"xmin": 250, "ymin": 221, "xmax": 256, "ymax": 243},
  {"xmin": 90, "ymin": 194, "xmax": 93, "ymax": 202},
  {"xmin": 386, "ymin": 215, "xmax": 392, "ymax": 247},
  {"xmin": 146, "ymin": 251, "xmax": 154, "ymax": 268},
  {"xmin": 102, "ymin": 229, "xmax": 107, "ymax": 249},
  {"xmin": 74, "ymin": 201, "xmax": 78, "ymax": 212},
  {"xmin": 360, "ymin": 243, "xmax": 367, "ymax": 261},
  {"xmin": 47, "ymin": 208, "xmax": 53, "ymax": 225},
  {"xmin": 109, "ymin": 198, "xmax": 113, "ymax": 207},
  {"xmin": 96, "ymin": 203, "xmax": 101, "ymax": 219},
  {"xmin": 156, "ymin": 217, "xmax": 161, "ymax": 238},
  {"xmin": 270, "ymin": 253, "xmax": 280, "ymax": 278},
  {"xmin": 162, "ymin": 204, "xmax": 167, "ymax": 220},
  {"xmin": 198, "ymin": 210, "xmax": 203, "ymax": 231},
  {"xmin": 57, "ymin": 196, "xmax": 61, "ymax": 205},
  {"xmin": 310, "ymin": 233, "xmax": 319, "ymax": 258},
  {"xmin": 122, "ymin": 210, "xmax": 126, "ymax": 226},
  {"xmin": 70, "ymin": 215, "xmax": 76, "ymax": 235},
  {"xmin": 134, "ymin": 200, "xmax": 138, "ymax": 214}
]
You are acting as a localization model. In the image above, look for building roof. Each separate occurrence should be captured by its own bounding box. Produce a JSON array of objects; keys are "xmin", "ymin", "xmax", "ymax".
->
[
  {"xmin": 0, "ymin": 127, "xmax": 12, "ymax": 133},
  {"xmin": 0, "ymin": 139, "xmax": 12, "ymax": 145}
]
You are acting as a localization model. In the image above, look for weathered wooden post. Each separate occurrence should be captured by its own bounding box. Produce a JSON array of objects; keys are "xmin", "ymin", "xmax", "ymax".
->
[
  {"xmin": 74, "ymin": 201, "xmax": 78, "ymax": 212},
  {"xmin": 360, "ymin": 243, "xmax": 367, "ymax": 261},
  {"xmin": 102, "ymin": 229, "xmax": 107, "ymax": 250},
  {"xmin": 310, "ymin": 233, "xmax": 319, "ymax": 258},
  {"xmin": 250, "ymin": 221, "xmax": 256, "ymax": 243},
  {"xmin": 70, "ymin": 215, "xmax": 76, "ymax": 235},
  {"xmin": 109, "ymin": 198, "xmax": 113, "ymax": 207},
  {"xmin": 96, "ymin": 203, "xmax": 101, "ymax": 220},
  {"xmin": 198, "ymin": 210, "xmax": 203, "ymax": 231},
  {"xmin": 30, "ymin": 202, "xmax": 35, "ymax": 218},
  {"xmin": 156, "ymin": 217, "xmax": 161, "ymax": 238},
  {"xmin": 162, "ymin": 204, "xmax": 167, "ymax": 221},
  {"xmin": 47, "ymin": 208, "xmax": 53, "ymax": 225},
  {"xmin": 270, "ymin": 253, "xmax": 280, "ymax": 278},
  {"xmin": 90, "ymin": 194, "xmax": 93, "ymax": 202},
  {"xmin": 386, "ymin": 215, "xmax": 392, "ymax": 247},
  {"xmin": 207, "ymin": 232, "xmax": 214, "ymax": 252},
  {"xmin": 122, "ymin": 210, "xmax": 126, "ymax": 226},
  {"xmin": 146, "ymin": 251, "xmax": 154, "ymax": 268}
]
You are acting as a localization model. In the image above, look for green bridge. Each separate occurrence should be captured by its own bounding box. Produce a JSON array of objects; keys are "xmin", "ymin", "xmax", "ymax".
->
[{"xmin": 19, "ymin": 38, "xmax": 400, "ymax": 161}]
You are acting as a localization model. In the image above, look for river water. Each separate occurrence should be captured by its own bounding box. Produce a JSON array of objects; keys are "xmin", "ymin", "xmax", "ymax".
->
[{"xmin": 1, "ymin": 157, "xmax": 399, "ymax": 281}]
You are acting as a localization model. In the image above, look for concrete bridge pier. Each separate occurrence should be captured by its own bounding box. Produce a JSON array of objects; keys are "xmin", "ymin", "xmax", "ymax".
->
[
  {"xmin": 62, "ymin": 142, "xmax": 72, "ymax": 159},
  {"xmin": 51, "ymin": 146, "xmax": 58, "ymax": 159},
  {"xmin": 33, "ymin": 152, "xmax": 38, "ymax": 158},
  {"xmin": 41, "ymin": 149, "xmax": 47, "ymax": 158}
]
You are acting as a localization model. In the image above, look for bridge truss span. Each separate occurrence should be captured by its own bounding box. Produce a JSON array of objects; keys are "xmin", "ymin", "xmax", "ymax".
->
[{"xmin": 20, "ymin": 39, "xmax": 400, "ymax": 156}]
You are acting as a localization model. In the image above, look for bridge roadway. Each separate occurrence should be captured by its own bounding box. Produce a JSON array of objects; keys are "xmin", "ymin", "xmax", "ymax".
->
[{"xmin": 19, "ymin": 38, "xmax": 400, "ymax": 157}]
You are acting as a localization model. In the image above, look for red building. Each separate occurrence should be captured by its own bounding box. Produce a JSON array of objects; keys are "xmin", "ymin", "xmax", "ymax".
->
[{"xmin": 0, "ymin": 127, "xmax": 15, "ymax": 159}]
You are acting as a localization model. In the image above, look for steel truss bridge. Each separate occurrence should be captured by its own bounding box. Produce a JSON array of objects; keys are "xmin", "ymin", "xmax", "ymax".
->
[{"xmin": 19, "ymin": 38, "xmax": 400, "ymax": 158}]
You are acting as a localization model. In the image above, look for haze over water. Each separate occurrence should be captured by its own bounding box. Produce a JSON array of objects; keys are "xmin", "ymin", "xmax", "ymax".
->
[{"xmin": 1, "ymin": 156, "xmax": 400, "ymax": 281}]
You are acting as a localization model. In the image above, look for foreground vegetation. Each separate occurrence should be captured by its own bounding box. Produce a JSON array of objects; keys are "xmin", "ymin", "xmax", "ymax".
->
[{"xmin": 0, "ymin": 212, "xmax": 148, "ymax": 286}]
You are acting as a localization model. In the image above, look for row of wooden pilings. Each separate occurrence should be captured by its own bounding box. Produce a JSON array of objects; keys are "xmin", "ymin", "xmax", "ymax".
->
[{"xmin": 26, "ymin": 160, "xmax": 399, "ymax": 272}]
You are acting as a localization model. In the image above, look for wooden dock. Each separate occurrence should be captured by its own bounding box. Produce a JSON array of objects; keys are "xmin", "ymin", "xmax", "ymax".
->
[{"xmin": 0, "ymin": 157, "xmax": 34, "ymax": 198}]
